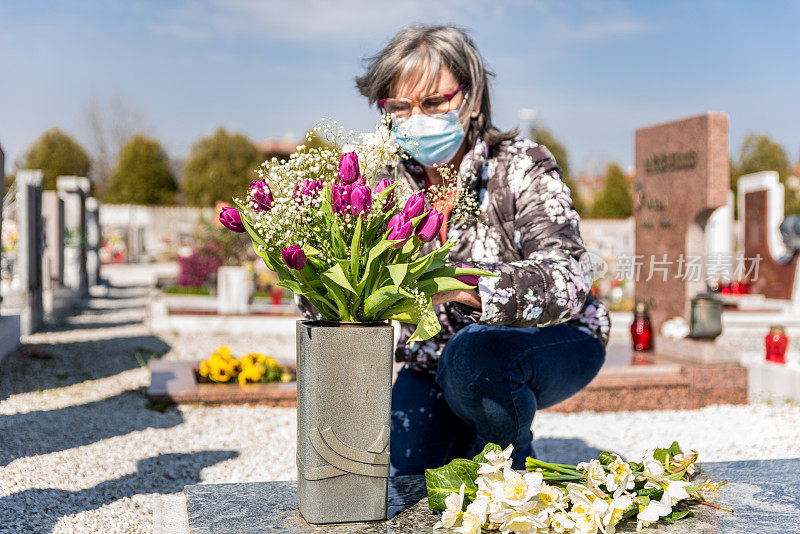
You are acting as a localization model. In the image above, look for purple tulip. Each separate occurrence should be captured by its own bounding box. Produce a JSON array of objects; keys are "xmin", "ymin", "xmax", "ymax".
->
[
  {"xmin": 415, "ymin": 209, "xmax": 444, "ymax": 243},
  {"xmin": 375, "ymin": 178, "xmax": 395, "ymax": 212},
  {"xmin": 250, "ymin": 180, "xmax": 273, "ymax": 211},
  {"xmin": 350, "ymin": 184, "xmax": 372, "ymax": 216},
  {"xmin": 281, "ymin": 245, "xmax": 307, "ymax": 270},
  {"xmin": 338, "ymin": 152, "xmax": 360, "ymax": 184},
  {"xmin": 294, "ymin": 179, "xmax": 323, "ymax": 203},
  {"xmin": 402, "ymin": 192, "xmax": 425, "ymax": 219},
  {"xmin": 219, "ymin": 207, "xmax": 246, "ymax": 233},
  {"xmin": 387, "ymin": 213, "xmax": 413, "ymax": 248},
  {"xmin": 455, "ymin": 263, "xmax": 480, "ymax": 287},
  {"xmin": 332, "ymin": 183, "xmax": 352, "ymax": 215}
]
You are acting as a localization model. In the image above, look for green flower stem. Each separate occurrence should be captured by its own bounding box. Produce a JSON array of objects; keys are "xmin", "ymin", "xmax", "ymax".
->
[{"xmin": 525, "ymin": 458, "xmax": 583, "ymax": 477}]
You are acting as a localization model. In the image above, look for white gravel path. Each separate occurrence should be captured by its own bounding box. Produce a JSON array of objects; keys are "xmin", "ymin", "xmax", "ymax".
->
[{"xmin": 1, "ymin": 264, "xmax": 799, "ymax": 533}]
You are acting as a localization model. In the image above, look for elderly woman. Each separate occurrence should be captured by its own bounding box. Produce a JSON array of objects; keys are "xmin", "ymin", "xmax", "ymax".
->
[{"xmin": 354, "ymin": 25, "xmax": 610, "ymax": 475}]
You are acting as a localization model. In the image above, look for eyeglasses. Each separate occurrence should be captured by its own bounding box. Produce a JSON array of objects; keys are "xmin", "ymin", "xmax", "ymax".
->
[{"xmin": 379, "ymin": 83, "xmax": 465, "ymax": 119}]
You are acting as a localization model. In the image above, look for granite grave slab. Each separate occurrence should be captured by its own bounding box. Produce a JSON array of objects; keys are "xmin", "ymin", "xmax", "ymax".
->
[{"xmin": 153, "ymin": 459, "xmax": 800, "ymax": 534}]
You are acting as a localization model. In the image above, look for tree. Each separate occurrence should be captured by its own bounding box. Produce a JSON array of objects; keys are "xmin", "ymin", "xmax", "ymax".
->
[
  {"xmin": 20, "ymin": 128, "xmax": 91, "ymax": 190},
  {"xmin": 529, "ymin": 124, "xmax": 587, "ymax": 215},
  {"xmin": 182, "ymin": 128, "xmax": 261, "ymax": 206},
  {"xmin": 84, "ymin": 94, "xmax": 145, "ymax": 193},
  {"xmin": 591, "ymin": 162, "xmax": 632, "ymax": 218},
  {"xmin": 731, "ymin": 133, "xmax": 798, "ymax": 215},
  {"xmin": 103, "ymin": 135, "xmax": 177, "ymax": 205}
]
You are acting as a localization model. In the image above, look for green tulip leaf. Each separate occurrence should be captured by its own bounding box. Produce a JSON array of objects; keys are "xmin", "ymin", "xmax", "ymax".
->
[
  {"xmin": 321, "ymin": 263, "xmax": 357, "ymax": 295},
  {"xmin": 408, "ymin": 303, "xmax": 440, "ymax": 342},
  {"xmin": 387, "ymin": 263, "xmax": 408, "ymax": 289},
  {"xmin": 363, "ymin": 286, "xmax": 411, "ymax": 319},
  {"xmin": 416, "ymin": 277, "xmax": 474, "ymax": 296}
]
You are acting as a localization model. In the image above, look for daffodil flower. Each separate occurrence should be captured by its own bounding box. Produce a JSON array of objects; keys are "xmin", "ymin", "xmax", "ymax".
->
[
  {"xmin": 636, "ymin": 491, "xmax": 672, "ymax": 531},
  {"xmin": 605, "ymin": 455, "xmax": 635, "ymax": 492},
  {"xmin": 664, "ymin": 480, "xmax": 692, "ymax": 506},
  {"xmin": 548, "ymin": 510, "xmax": 577, "ymax": 533},
  {"xmin": 475, "ymin": 475, "xmax": 504, "ymax": 517},
  {"xmin": 433, "ymin": 483, "xmax": 465, "ymax": 530},
  {"xmin": 641, "ymin": 449, "xmax": 665, "ymax": 489},
  {"xmin": 567, "ymin": 483, "xmax": 610, "ymax": 534},
  {"xmin": 537, "ymin": 483, "xmax": 568, "ymax": 514},
  {"xmin": 492, "ymin": 502, "xmax": 546, "ymax": 534},
  {"xmin": 478, "ymin": 444, "xmax": 514, "ymax": 476},
  {"xmin": 577, "ymin": 459, "xmax": 607, "ymax": 488},
  {"xmin": 500, "ymin": 467, "xmax": 543, "ymax": 508},
  {"xmin": 456, "ymin": 498, "xmax": 488, "ymax": 534}
]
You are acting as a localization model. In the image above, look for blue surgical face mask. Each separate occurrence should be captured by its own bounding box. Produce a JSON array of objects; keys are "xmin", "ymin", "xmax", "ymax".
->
[{"xmin": 392, "ymin": 110, "xmax": 466, "ymax": 166}]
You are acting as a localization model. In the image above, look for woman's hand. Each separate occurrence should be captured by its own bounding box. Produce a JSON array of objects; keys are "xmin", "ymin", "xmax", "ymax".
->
[{"xmin": 431, "ymin": 288, "xmax": 482, "ymax": 309}]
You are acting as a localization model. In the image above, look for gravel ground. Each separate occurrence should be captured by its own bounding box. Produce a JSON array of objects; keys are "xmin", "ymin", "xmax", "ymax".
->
[{"xmin": 1, "ymin": 264, "xmax": 799, "ymax": 533}]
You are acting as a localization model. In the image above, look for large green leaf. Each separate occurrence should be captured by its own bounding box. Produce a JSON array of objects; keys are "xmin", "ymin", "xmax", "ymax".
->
[
  {"xmin": 406, "ymin": 250, "xmax": 437, "ymax": 280},
  {"xmin": 425, "ymin": 458, "xmax": 480, "ymax": 511},
  {"xmin": 387, "ymin": 263, "xmax": 408, "ymax": 289},
  {"xmin": 653, "ymin": 442, "xmax": 683, "ymax": 464},
  {"xmin": 359, "ymin": 239, "xmax": 395, "ymax": 292},
  {"xmin": 416, "ymin": 277, "xmax": 474, "ymax": 296},
  {"xmin": 318, "ymin": 273, "xmax": 349, "ymax": 319},
  {"xmin": 321, "ymin": 263, "xmax": 356, "ymax": 295},
  {"xmin": 362, "ymin": 286, "xmax": 410, "ymax": 319},
  {"xmin": 418, "ymin": 265, "xmax": 493, "ymax": 282},
  {"xmin": 408, "ymin": 304, "xmax": 441, "ymax": 342}
]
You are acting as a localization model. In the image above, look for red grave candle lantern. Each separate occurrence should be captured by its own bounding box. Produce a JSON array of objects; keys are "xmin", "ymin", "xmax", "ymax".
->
[
  {"xmin": 765, "ymin": 326, "xmax": 789, "ymax": 364},
  {"xmin": 631, "ymin": 300, "xmax": 653, "ymax": 352}
]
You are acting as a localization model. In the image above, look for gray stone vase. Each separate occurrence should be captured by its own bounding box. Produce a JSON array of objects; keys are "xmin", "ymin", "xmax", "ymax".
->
[{"xmin": 296, "ymin": 320, "xmax": 395, "ymax": 524}]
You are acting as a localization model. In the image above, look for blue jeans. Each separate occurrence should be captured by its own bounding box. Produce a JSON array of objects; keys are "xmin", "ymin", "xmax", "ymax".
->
[{"xmin": 390, "ymin": 323, "xmax": 605, "ymax": 475}]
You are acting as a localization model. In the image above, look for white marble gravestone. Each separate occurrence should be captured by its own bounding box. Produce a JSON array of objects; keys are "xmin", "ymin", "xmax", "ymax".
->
[
  {"xmin": 705, "ymin": 190, "xmax": 734, "ymax": 283},
  {"xmin": 217, "ymin": 266, "xmax": 251, "ymax": 315},
  {"xmin": 57, "ymin": 176, "xmax": 90, "ymax": 296},
  {"xmin": 16, "ymin": 170, "xmax": 45, "ymax": 335},
  {"xmin": 738, "ymin": 171, "xmax": 800, "ymax": 303}
]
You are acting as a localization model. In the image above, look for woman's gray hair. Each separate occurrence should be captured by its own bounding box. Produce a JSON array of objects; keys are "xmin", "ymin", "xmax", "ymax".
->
[{"xmin": 355, "ymin": 24, "xmax": 517, "ymax": 148}]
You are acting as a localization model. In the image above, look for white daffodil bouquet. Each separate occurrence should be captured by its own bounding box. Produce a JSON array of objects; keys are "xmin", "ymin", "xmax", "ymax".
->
[
  {"xmin": 219, "ymin": 117, "xmax": 491, "ymax": 341},
  {"xmin": 426, "ymin": 442, "xmax": 728, "ymax": 534}
]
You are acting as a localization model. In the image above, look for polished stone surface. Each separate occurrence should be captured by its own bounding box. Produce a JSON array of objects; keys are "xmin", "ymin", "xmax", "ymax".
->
[
  {"xmin": 185, "ymin": 475, "xmax": 431, "ymax": 533},
  {"xmin": 176, "ymin": 459, "xmax": 800, "ymax": 533}
]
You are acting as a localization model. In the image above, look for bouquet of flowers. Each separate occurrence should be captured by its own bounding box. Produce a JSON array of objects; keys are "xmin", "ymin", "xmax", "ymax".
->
[
  {"xmin": 426, "ymin": 442, "xmax": 728, "ymax": 533},
  {"xmin": 219, "ymin": 117, "xmax": 492, "ymax": 341}
]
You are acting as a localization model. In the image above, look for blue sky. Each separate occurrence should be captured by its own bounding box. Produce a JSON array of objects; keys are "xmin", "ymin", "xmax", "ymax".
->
[{"xmin": 2, "ymin": 0, "xmax": 799, "ymax": 175}]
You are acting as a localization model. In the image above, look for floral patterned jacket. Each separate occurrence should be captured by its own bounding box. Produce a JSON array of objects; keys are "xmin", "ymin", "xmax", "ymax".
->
[{"xmin": 302, "ymin": 135, "xmax": 610, "ymax": 373}]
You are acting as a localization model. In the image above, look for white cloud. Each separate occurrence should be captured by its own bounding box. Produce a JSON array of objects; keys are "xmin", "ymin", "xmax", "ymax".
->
[
  {"xmin": 554, "ymin": 16, "xmax": 650, "ymax": 43},
  {"xmin": 148, "ymin": 0, "xmax": 652, "ymax": 48},
  {"xmin": 150, "ymin": 0, "xmax": 486, "ymax": 43}
]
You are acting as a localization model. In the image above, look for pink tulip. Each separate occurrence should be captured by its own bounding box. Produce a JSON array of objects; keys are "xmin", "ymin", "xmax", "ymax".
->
[
  {"xmin": 219, "ymin": 207, "xmax": 246, "ymax": 233},
  {"xmin": 338, "ymin": 152, "xmax": 361, "ymax": 184}
]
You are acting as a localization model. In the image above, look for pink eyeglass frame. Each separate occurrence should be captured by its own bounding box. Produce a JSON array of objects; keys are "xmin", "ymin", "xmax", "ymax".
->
[{"xmin": 379, "ymin": 83, "xmax": 465, "ymax": 117}]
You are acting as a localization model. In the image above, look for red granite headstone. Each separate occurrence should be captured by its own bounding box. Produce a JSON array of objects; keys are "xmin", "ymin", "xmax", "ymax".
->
[{"xmin": 633, "ymin": 113, "xmax": 729, "ymax": 333}]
